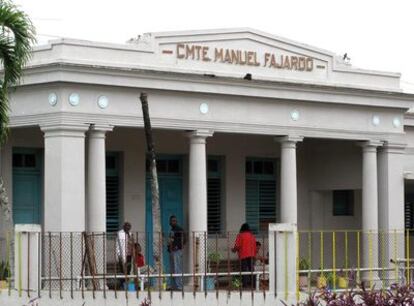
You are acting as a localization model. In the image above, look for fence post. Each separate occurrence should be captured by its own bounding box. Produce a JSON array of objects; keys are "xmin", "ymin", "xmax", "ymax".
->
[
  {"xmin": 14, "ymin": 224, "xmax": 41, "ymax": 293},
  {"xmin": 269, "ymin": 223, "xmax": 298, "ymax": 304}
]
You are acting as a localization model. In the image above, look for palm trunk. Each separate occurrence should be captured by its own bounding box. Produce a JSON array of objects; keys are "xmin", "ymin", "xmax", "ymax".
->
[{"xmin": 139, "ymin": 93, "xmax": 163, "ymax": 287}]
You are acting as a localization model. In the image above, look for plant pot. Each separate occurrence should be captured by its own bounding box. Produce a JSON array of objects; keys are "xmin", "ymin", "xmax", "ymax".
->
[
  {"xmin": 205, "ymin": 277, "xmax": 215, "ymax": 290},
  {"xmin": 338, "ymin": 277, "xmax": 348, "ymax": 289},
  {"xmin": 0, "ymin": 280, "xmax": 8, "ymax": 289},
  {"xmin": 299, "ymin": 275, "xmax": 308, "ymax": 288},
  {"xmin": 317, "ymin": 276, "xmax": 327, "ymax": 288}
]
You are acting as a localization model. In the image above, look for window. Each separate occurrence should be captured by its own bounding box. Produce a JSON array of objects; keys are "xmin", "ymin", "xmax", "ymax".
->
[
  {"xmin": 207, "ymin": 157, "xmax": 223, "ymax": 234},
  {"xmin": 106, "ymin": 153, "xmax": 120, "ymax": 232},
  {"xmin": 332, "ymin": 190, "xmax": 354, "ymax": 216},
  {"xmin": 145, "ymin": 158, "xmax": 181, "ymax": 174},
  {"xmin": 12, "ymin": 153, "xmax": 37, "ymax": 168},
  {"xmin": 245, "ymin": 159, "xmax": 277, "ymax": 233}
]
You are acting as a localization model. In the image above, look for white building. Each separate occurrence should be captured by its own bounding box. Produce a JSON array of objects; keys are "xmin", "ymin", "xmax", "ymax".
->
[{"xmin": 1, "ymin": 28, "xmax": 414, "ymax": 305}]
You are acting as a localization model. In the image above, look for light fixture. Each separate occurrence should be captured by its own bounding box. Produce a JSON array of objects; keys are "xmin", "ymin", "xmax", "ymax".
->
[
  {"xmin": 199, "ymin": 103, "xmax": 209, "ymax": 114},
  {"xmin": 290, "ymin": 110, "xmax": 299, "ymax": 121},
  {"xmin": 393, "ymin": 117, "xmax": 401, "ymax": 128},
  {"xmin": 69, "ymin": 93, "xmax": 80, "ymax": 106},
  {"xmin": 97, "ymin": 96, "xmax": 109, "ymax": 109},
  {"xmin": 48, "ymin": 93, "xmax": 58, "ymax": 106},
  {"xmin": 372, "ymin": 115, "xmax": 380, "ymax": 126}
]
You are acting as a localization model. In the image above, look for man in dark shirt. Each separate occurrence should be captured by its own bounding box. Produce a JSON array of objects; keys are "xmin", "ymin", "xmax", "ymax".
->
[{"xmin": 168, "ymin": 215, "xmax": 185, "ymax": 290}]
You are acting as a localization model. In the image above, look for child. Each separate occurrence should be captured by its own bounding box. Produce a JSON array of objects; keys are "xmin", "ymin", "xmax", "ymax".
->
[{"xmin": 134, "ymin": 243, "xmax": 145, "ymax": 268}]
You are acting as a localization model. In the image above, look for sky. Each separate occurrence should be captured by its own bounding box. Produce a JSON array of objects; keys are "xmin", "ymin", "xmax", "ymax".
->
[{"xmin": 14, "ymin": 0, "xmax": 414, "ymax": 93}]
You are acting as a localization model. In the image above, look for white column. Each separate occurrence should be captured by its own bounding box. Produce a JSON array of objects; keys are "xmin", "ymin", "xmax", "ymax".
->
[
  {"xmin": 41, "ymin": 124, "xmax": 88, "ymax": 232},
  {"xmin": 186, "ymin": 129, "xmax": 213, "ymax": 285},
  {"xmin": 359, "ymin": 140, "xmax": 381, "ymax": 284},
  {"xmin": 360, "ymin": 140, "xmax": 381, "ymax": 232},
  {"xmin": 87, "ymin": 125, "xmax": 113, "ymax": 233},
  {"xmin": 378, "ymin": 142, "xmax": 406, "ymax": 272},
  {"xmin": 187, "ymin": 130, "xmax": 213, "ymax": 234},
  {"xmin": 278, "ymin": 136, "xmax": 303, "ymax": 224},
  {"xmin": 378, "ymin": 142, "xmax": 406, "ymax": 231}
]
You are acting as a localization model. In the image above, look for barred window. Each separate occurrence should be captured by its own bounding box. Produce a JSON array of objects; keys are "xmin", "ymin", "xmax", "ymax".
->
[
  {"xmin": 245, "ymin": 159, "xmax": 277, "ymax": 234},
  {"xmin": 106, "ymin": 153, "xmax": 121, "ymax": 232},
  {"xmin": 207, "ymin": 157, "xmax": 224, "ymax": 234}
]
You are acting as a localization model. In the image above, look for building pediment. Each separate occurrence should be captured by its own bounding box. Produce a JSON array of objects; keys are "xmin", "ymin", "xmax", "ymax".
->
[
  {"xmin": 146, "ymin": 28, "xmax": 332, "ymax": 83},
  {"xmin": 30, "ymin": 28, "xmax": 401, "ymax": 91}
]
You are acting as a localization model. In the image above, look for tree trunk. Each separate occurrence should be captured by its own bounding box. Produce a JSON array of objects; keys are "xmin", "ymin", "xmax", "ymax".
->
[{"xmin": 139, "ymin": 93, "xmax": 163, "ymax": 287}]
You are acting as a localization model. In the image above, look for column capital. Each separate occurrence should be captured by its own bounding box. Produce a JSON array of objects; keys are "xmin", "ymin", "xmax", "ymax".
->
[
  {"xmin": 186, "ymin": 129, "xmax": 214, "ymax": 144},
  {"xmin": 276, "ymin": 135, "xmax": 304, "ymax": 143},
  {"xmin": 88, "ymin": 124, "xmax": 114, "ymax": 139},
  {"xmin": 275, "ymin": 135, "xmax": 303, "ymax": 148},
  {"xmin": 358, "ymin": 140, "xmax": 383, "ymax": 152},
  {"xmin": 40, "ymin": 123, "xmax": 89, "ymax": 138}
]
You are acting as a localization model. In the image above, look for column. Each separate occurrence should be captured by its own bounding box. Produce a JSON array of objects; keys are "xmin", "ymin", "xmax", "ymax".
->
[
  {"xmin": 378, "ymin": 141, "xmax": 406, "ymax": 279},
  {"xmin": 41, "ymin": 124, "xmax": 88, "ymax": 290},
  {"xmin": 360, "ymin": 140, "xmax": 381, "ymax": 232},
  {"xmin": 41, "ymin": 124, "xmax": 89, "ymax": 232},
  {"xmin": 87, "ymin": 124, "xmax": 113, "ymax": 233},
  {"xmin": 378, "ymin": 142, "xmax": 406, "ymax": 231},
  {"xmin": 278, "ymin": 136, "xmax": 303, "ymax": 224},
  {"xmin": 359, "ymin": 140, "xmax": 381, "ymax": 284},
  {"xmin": 186, "ymin": 129, "xmax": 213, "ymax": 287}
]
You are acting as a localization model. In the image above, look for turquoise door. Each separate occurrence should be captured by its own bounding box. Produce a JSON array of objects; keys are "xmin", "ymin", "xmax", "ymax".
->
[
  {"xmin": 145, "ymin": 157, "xmax": 183, "ymax": 273},
  {"xmin": 12, "ymin": 149, "xmax": 42, "ymax": 224}
]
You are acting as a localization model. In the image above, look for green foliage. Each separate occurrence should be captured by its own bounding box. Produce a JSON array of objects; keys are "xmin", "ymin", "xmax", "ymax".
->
[
  {"xmin": 231, "ymin": 276, "xmax": 242, "ymax": 289},
  {"xmin": 0, "ymin": 261, "xmax": 10, "ymax": 280},
  {"xmin": 207, "ymin": 252, "xmax": 221, "ymax": 265},
  {"xmin": 0, "ymin": 0, "xmax": 36, "ymax": 144},
  {"xmin": 298, "ymin": 258, "xmax": 310, "ymax": 271}
]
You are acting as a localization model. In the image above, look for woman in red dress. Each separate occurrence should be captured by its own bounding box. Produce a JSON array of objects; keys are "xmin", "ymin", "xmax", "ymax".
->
[{"xmin": 232, "ymin": 223, "xmax": 256, "ymax": 288}]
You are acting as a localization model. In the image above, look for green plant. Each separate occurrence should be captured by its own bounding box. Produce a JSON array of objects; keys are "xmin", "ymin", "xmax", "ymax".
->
[
  {"xmin": 207, "ymin": 252, "xmax": 221, "ymax": 272},
  {"xmin": 208, "ymin": 252, "xmax": 221, "ymax": 265},
  {"xmin": 0, "ymin": 261, "xmax": 10, "ymax": 280},
  {"xmin": 298, "ymin": 258, "xmax": 310, "ymax": 276},
  {"xmin": 231, "ymin": 276, "xmax": 242, "ymax": 289}
]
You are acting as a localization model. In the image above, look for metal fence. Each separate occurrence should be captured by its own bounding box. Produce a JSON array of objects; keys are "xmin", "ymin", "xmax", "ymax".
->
[
  {"xmin": 0, "ymin": 230, "xmax": 269, "ymax": 298},
  {"xmin": 296, "ymin": 229, "xmax": 414, "ymax": 297}
]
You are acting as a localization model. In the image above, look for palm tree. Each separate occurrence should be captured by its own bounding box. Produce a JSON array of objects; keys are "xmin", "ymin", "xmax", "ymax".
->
[{"xmin": 0, "ymin": 0, "xmax": 35, "ymax": 221}]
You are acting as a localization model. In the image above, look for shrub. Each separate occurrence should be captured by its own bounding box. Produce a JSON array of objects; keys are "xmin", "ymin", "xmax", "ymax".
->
[{"xmin": 290, "ymin": 283, "xmax": 414, "ymax": 306}]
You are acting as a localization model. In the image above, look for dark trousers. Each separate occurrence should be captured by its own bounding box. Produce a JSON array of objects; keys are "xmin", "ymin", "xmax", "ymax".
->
[
  {"xmin": 241, "ymin": 257, "xmax": 254, "ymax": 288},
  {"xmin": 118, "ymin": 255, "xmax": 132, "ymax": 288}
]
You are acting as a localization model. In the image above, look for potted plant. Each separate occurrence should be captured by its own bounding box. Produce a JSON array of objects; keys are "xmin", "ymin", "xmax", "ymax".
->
[
  {"xmin": 206, "ymin": 252, "xmax": 221, "ymax": 290},
  {"xmin": 0, "ymin": 261, "xmax": 10, "ymax": 289},
  {"xmin": 317, "ymin": 272, "xmax": 327, "ymax": 288},
  {"xmin": 298, "ymin": 258, "xmax": 310, "ymax": 288},
  {"xmin": 337, "ymin": 270, "xmax": 348, "ymax": 289}
]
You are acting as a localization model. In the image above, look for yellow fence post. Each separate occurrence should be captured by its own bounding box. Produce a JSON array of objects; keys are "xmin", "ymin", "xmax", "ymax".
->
[
  {"xmin": 380, "ymin": 230, "xmax": 385, "ymax": 289},
  {"xmin": 345, "ymin": 231, "xmax": 348, "ymax": 281},
  {"xmin": 18, "ymin": 231, "xmax": 22, "ymax": 297},
  {"xmin": 284, "ymin": 231, "xmax": 288, "ymax": 301},
  {"xmin": 394, "ymin": 229, "xmax": 398, "ymax": 283},
  {"xmin": 320, "ymin": 231, "xmax": 324, "ymax": 280},
  {"xmin": 406, "ymin": 229, "xmax": 410, "ymax": 284},
  {"xmin": 307, "ymin": 231, "xmax": 312, "ymax": 294},
  {"xmin": 357, "ymin": 231, "xmax": 361, "ymax": 283},
  {"xmin": 368, "ymin": 230, "xmax": 373, "ymax": 288},
  {"xmin": 332, "ymin": 232, "xmax": 336, "ymax": 291},
  {"xmin": 296, "ymin": 232, "xmax": 300, "ymax": 301}
]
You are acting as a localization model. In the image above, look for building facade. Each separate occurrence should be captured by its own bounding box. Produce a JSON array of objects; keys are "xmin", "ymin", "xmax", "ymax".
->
[{"xmin": 1, "ymin": 27, "xmax": 414, "ymax": 243}]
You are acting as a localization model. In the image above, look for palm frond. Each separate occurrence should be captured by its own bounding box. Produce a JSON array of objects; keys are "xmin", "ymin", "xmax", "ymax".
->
[{"xmin": 0, "ymin": 0, "xmax": 36, "ymax": 144}]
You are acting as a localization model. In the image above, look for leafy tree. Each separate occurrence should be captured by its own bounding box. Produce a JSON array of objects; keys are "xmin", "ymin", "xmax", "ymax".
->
[{"xmin": 0, "ymin": 0, "xmax": 35, "ymax": 221}]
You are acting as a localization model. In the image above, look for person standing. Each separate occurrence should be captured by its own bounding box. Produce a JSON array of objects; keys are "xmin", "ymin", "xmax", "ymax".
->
[
  {"xmin": 116, "ymin": 222, "xmax": 133, "ymax": 288},
  {"xmin": 232, "ymin": 223, "xmax": 257, "ymax": 289},
  {"xmin": 167, "ymin": 215, "xmax": 185, "ymax": 290}
]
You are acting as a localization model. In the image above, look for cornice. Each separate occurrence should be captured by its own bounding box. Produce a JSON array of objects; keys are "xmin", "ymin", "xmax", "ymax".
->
[
  {"xmin": 17, "ymin": 62, "xmax": 414, "ymax": 109},
  {"xmin": 9, "ymin": 112, "xmax": 405, "ymax": 142}
]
